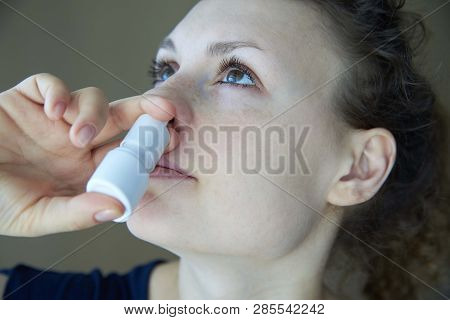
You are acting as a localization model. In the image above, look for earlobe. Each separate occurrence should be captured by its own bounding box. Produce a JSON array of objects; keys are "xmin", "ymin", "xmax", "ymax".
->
[{"xmin": 327, "ymin": 128, "xmax": 396, "ymax": 206}]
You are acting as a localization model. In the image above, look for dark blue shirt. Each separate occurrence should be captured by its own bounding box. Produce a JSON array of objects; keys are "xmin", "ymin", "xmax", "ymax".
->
[{"xmin": 0, "ymin": 259, "xmax": 167, "ymax": 299}]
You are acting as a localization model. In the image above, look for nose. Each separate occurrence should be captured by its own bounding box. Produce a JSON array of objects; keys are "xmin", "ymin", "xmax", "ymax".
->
[
  {"xmin": 140, "ymin": 91, "xmax": 195, "ymax": 154},
  {"xmin": 141, "ymin": 89, "xmax": 194, "ymax": 129}
]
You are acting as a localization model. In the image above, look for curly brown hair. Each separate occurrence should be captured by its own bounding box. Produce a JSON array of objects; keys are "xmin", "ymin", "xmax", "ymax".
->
[{"xmin": 303, "ymin": 0, "xmax": 449, "ymax": 299}]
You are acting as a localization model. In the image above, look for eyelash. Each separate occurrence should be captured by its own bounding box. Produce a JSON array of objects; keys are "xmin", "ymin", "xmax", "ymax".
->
[
  {"xmin": 149, "ymin": 58, "xmax": 172, "ymax": 86},
  {"xmin": 149, "ymin": 56, "xmax": 259, "ymax": 89},
  {"xmin": 216, "ymin": 56, "xmax": 257, "ymax": 89}
]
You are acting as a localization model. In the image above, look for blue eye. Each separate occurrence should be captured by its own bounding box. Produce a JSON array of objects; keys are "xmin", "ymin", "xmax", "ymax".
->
[
  {"xmin": 217, "ymin": 56, "xmax": 258, "ymax": 89},
  {"xmin": 221, "ymin": 69, "xmax": 255, "ymax": 86},
  {"xmin": 150, "ymin": 59, "xmax": 175, "ymax": 85},
  {"xmin": 159, "ymin": 65, "xmax": 175, "ymax": 81}
]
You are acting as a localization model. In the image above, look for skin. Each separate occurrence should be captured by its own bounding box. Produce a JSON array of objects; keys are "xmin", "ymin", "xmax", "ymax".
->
[
  {"xmin": 0, "ymin": 0, "xmax": 396, "ymax": 299},
  {"xmin": 127, "ymin": 0, "xmax": 396, "ymax": 299},
  {"xmin": 0, "ymin": 75, "xmax": 177, "ymax": 297}
]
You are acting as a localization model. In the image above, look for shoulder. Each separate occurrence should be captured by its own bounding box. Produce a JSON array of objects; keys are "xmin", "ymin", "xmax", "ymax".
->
[{"xmin": 148, "ymin": 259, "xmax": 179, "ymax": 300}]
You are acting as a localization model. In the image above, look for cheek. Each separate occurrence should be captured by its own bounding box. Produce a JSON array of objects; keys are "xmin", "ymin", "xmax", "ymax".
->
[
  {"xmin": 125, "ymin": 173, "xmax": 319, "ymax": 260},
  {"xmin": 125, "ymin": 96, "xmax": 336, "ymax": 258},
  {"xmin": 202, "ymin": 87, "xmax": 273, "ymax": 123},
  {"xmin": 201, "ymin": 174, "xmax": 321, "ymax": 258}
]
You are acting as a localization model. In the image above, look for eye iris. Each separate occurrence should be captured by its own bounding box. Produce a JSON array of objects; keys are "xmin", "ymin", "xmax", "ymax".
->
[
  {"xmin": 227, "ymin": 70, "xmax": 244, "ymax": 83},
  {"xmin": 161, "ymin": 66, "xmax": 174, "ymax": 81}
]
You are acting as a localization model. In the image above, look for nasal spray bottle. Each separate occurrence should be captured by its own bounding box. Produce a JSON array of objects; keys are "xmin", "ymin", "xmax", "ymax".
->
[{"xmin": 86, "ymin": 114, "xmax": 170, "ymax": 223}]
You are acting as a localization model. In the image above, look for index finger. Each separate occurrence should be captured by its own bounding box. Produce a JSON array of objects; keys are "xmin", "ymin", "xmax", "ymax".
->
[{"xmin": 91, "ymin": 94, "xmax": 176, "ymax": 147}]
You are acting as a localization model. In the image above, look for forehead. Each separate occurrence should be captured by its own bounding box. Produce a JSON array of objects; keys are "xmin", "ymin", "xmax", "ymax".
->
[
  {"xmin": 165, "ymin": 0, "xmax": 343, "ymax": 93},
  {"xmin": 172, "ymin": 0, "xmax": 320, "ymax": 49}
]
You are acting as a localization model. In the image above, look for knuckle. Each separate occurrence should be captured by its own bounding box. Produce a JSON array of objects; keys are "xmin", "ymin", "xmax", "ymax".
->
[
  {"xmin": 34, "ymin": 73, "xmax": 58, "ymax": 84},
  {"xmin": 35, "ymin": 72, "xmax": 54, "ymax": 79},
  {"xmin": 84, "ymin": 86, "xmax": 106, "ymax": 98},
  {"xmin": 82, "ymin": 87, "xmax": 109, "ymax": 109},
  {"xmin": 23, "ymin": 73, "xmax": 68, "ymax": 96},
  {"xmin": 35, "ymin": 73, "xmax": 68, "ymax": 91}
]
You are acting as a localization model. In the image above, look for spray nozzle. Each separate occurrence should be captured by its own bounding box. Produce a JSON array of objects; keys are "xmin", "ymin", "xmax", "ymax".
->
[{"xmin": 86, "ymin": 114, "xmax": 170, "ymax": 223}]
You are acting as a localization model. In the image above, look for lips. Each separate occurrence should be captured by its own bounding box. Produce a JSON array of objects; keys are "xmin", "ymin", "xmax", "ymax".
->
[{"xmin": 150, "ymin": 157, "xmax": 195, "ymax": 180}]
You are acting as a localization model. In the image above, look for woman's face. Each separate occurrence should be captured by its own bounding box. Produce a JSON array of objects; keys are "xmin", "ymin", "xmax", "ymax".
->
[{"xmin": 127, "ymin": 0, "xmax": 347, "ymax": 259}]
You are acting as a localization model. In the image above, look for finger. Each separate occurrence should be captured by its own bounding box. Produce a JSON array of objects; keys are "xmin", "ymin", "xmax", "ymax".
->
[
  {"xmin": 15, "ymin": 73, "xmax": 71, "ymax": 120},
  {"xmin": 23, "ymin": 192, "xmax": 125, "ymax": 236},
  {"xmin": 63, "ymin": 87, "xmax": 109, "ymax": 148},
  {"xmin": 91, "ymin": 94, "xmax": 176, "ymax": 147},
  {"xmin": 1, "ymin": 87, "xmax": 71, "ymax": 150}
]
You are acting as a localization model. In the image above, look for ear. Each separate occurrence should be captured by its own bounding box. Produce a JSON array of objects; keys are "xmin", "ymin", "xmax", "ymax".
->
[{"xmin": 327, "ymin": 128, "xmax": 396, "ymax": 206}]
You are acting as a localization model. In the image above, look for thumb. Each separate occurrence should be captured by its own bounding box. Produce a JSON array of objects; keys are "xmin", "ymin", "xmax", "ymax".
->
[{"xmin": 29, "ymin": 192, "xmax": 125, "ymax": 236}]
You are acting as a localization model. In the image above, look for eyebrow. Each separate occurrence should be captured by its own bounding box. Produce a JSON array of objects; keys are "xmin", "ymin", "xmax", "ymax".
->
[
  {"xmin": 158, "ymin": 37, "xmax": 263, "ymax": 56},
  {"xmin": 159, "ymin": 37, "xmax": 176, "ymax": 51}
]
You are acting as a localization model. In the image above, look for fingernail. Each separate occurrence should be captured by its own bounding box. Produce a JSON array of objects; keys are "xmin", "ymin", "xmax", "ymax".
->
[
  {"xmin": 94, "ymin": 209, "xmax": 123, "ymax": 222},
  {"xmin": 53, "ymin": 102, "xmax": 66, "ymax": 118},
  {"xmin": 77, "ymin": 124, "xmax": 96, "ymax": 147}
]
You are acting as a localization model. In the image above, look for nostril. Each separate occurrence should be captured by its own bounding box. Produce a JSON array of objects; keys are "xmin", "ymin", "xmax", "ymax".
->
[{"xmin": 168, "ymin": 117, "xmax": 184, "ymax": 134}]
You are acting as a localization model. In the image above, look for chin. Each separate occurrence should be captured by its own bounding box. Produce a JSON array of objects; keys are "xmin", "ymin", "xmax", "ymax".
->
[
  {"xmin": 125, "ymin": 192, "xmax": 193, "ymax": 251},
  {"xmin": 126, "ymin": 199, "xmax": 170, "ymax": 238}
]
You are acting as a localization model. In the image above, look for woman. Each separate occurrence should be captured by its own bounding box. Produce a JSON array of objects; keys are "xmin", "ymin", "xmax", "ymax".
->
[{"xmin": 0, "ymin": 0, "xmax": 448, "ymax": 299}]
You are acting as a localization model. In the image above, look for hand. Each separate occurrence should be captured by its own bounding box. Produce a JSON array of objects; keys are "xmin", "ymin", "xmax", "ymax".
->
[{"xmin": 0, "ymin": 73, "xmax": 177, "ymax": 237}]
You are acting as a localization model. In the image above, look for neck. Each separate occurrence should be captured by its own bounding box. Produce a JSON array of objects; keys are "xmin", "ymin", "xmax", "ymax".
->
[
  {"xmin": 168, "ymin": 213, "xmax": 342, "ymax": 300},
  {"xmin": 177, "ymin": 256, "xmax": 322, "ymax": 299}
]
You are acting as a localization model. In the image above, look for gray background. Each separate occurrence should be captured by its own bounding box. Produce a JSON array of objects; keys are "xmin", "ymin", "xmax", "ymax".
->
[{"xmin": 0, "ymin": 0, "xmax": 448, "ymax": 274}]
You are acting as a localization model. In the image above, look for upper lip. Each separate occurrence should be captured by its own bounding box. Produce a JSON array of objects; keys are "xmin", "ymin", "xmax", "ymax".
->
[{"xmin": 155, "ymin": 156, "xmax": 196, "ymax": 179}]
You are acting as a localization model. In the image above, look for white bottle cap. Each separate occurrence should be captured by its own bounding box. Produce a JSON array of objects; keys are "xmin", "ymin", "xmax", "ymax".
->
[{"xmin": 86, "ymin": 114, "xmax": 170, "ymax": 223}]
